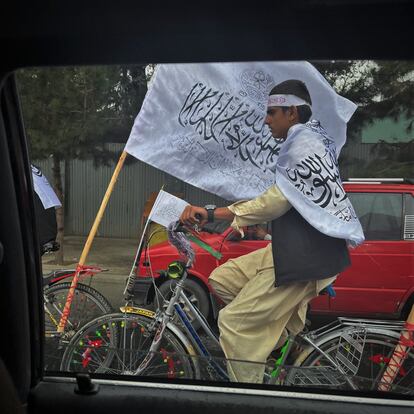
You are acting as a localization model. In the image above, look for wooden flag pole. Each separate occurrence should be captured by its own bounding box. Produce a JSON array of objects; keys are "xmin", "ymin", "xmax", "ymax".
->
[
  {"xmin": 378, "ymin": 304, "xmax": 414, "ymax": 391},
  {"xmin": 57, "ymin": 150, "xmax": 128, "ymax": 333}
]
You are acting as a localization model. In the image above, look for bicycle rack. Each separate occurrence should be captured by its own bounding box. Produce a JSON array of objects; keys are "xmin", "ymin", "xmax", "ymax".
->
[
  {"xmin": 286, "ymin": 366, "xmax": 346, "ymax": 387},
  {"xmin": 335, "ymin": 327, "xmax": 367, "ymax": 375},
  {"xmin": 286, "ymin": 326, "xmax": 368, "ymax": 388}
]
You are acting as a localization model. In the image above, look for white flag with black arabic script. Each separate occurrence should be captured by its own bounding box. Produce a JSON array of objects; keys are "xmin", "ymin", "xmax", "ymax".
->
[
  {"xmin": 149, "ymin": 190, "xmax": 189, "ymax": 228},
  {"xmin": 31, "ymin": 165, "xmax": 62, "ymax": 209},
  {"xmin": 125, "ymin": 62, "xmax": 356, "ymax": 201}
]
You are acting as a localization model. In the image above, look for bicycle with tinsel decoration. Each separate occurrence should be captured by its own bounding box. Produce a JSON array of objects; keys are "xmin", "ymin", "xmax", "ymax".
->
[
  {"xmin": 42, "ymin": 241, "xmax": 113, "ymax": 371},
  {"xmin": 60, "ymin": 223, "xmax": 414, "ymax": 395}
]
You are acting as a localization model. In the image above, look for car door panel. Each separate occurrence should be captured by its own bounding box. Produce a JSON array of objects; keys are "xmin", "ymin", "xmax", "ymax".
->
[{"xmin": 330, "ymin": 241, "xmax": 414, "ymax": 316}]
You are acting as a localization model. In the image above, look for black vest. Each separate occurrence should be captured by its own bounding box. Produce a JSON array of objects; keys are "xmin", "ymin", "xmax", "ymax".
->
[
  {"xmin": 271, "ymin": 208, "xmax": 350, "ymax": 286},
  {"xmin": 33, "ymin": 192, "xmax": 57, "ymax": 249}
]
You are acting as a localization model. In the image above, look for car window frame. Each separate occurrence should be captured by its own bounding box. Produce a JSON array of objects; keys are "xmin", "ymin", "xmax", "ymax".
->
[
  {"xmin": 348, "ymin": 191, "xmax": 405, "ymax": 241},
  {"xmin": 3, "ymin": 2, "xmax": 414, "ymax": 412}
]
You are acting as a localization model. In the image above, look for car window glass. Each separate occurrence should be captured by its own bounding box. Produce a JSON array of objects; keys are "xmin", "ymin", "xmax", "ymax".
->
[
  {"xmin": 348, "ymin": 192, "xmax": 403, "ymax": 240},
  {"xmin": 403, "ymin": 193, "xmax": 414, "ymax": 240},
  {"xmin": 15, "ymin": 61, "xmax": 414, "ymax": 398}
]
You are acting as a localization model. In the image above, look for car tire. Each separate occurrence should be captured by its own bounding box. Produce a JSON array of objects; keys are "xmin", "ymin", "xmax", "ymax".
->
[{"xmin": 158, "ymin": 278, "xmax": 210, "ymax": 330}]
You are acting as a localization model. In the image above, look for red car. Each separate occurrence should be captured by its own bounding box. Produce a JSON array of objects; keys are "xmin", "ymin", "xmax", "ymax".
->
[{"xmin": 135, "ymin": 179, "xmax": 414, "ymax": 323}]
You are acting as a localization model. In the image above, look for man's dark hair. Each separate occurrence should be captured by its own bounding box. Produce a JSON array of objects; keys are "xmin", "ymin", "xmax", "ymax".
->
[{"xmin": 270, "ymin": 79, "xmax": 312, "ymax": 123}]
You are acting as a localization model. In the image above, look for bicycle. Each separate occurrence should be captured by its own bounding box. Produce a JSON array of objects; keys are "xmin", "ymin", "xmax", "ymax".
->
[
  {"xmin": 60, "ymin": 225, "xmax": 414, "ymax": 395},
  {"xmin": 42, "ymin": 242, "xmax": 113, "ymax": 370}
]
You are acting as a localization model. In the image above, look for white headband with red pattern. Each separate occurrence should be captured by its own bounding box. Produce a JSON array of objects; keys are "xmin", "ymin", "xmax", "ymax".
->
[{"xmin": 267, "ymin": 94, "xmax": 311, "ymax": 108}]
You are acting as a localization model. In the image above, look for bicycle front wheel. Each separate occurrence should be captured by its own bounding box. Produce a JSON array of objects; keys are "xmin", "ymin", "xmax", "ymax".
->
[
  {"xmin": 298, "ymin": 332, "xmax": 414, "ymax": 394},
  {"xmin": 60, "ymin": 312, "xmax": 196, "ymax": 379},
  {"xmin": 44, "ymin": 282, "xmax": 113, "ymax": 370}
]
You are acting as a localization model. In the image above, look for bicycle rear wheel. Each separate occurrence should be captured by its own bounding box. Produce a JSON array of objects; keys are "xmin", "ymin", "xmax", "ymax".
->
[
  {"xmin": 44, "ymin": 282, "xmax": 113, "ymax": 371},
  {"xmin": 60, "ymin": 312, "xmax": 196, "ymax": 379},
  {"xmin": 298, "ymin": 332, "xmax": 414, "ymax": 394}
]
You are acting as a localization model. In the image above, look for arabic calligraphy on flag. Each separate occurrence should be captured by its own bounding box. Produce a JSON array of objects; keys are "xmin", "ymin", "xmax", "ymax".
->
[
  {"xmin": 177, "ymin": 79, "xmax": 281, "ymax": 171},
  {"xmin": 125, "ymin": 62, "xmax": 356, "ymax": 201},
  {"xmin": 31, "ymin": 165, "xmax": 62, "ymax": 209},
  {"xmin": 149, "ymin": 190, "xmax": 189, "ymax": 228}
]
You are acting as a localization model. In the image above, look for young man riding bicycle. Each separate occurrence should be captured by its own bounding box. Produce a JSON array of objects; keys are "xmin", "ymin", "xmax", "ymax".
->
[{"xmin": 180, "ymin": 79, "xmax": 365, "ymax": 383}]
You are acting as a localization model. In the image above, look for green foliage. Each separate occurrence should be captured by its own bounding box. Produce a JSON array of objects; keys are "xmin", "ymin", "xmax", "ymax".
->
[
  {"xmin": 313, "ymin": 60, "xmax": 414, "ymax": 178},
  {"xmin": 17, "ymin": 65, "xmax": 147, "ymax": 165},
  {"xmin": 364, "ymin": 140, "xmax": 414, "ymax": 177},
  {"xmin": 17, "ymin": 65, "xmax": 148, "ymax": 262},
  {"xmin": 18, "ymin": 61, "xmax": 413, "ymax": 178},
  {"xmin": 314, "ymin": 61, "xmax": 414, "ymax": 139}
]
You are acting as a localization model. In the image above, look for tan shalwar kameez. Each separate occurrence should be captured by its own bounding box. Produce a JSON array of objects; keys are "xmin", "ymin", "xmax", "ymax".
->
[{"xmin": 209, "ymin": 185, "xmax": 336, "ymax": 383}]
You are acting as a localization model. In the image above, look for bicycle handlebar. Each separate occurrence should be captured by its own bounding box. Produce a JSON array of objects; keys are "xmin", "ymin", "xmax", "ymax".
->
[
  {"xmin": 172, "ymin": 224, "xmax": 189, "ymax": 233},
  {"xmin": 172, "ymin": 213, "xmax": 203, "ymax": 234},
  {"xmin": 167, "ymin": 221, "xmax": 195, "ymax": 264},
  {"xmin": 168, "ymin": 218, "xmax": 222, "ymax": 261}
]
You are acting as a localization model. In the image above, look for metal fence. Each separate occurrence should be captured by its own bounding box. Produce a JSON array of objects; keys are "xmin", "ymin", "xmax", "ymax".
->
[
  {"xmin": 340, "ymin": 142, "xmax": 376, "ymax": 178},
  {"xmin": 34, "ymin": 144, "xmax": 227, "ymax": 238},
  {"xmin": 34, "ymin": 142, "xmax": 375, "ymax": 238}
]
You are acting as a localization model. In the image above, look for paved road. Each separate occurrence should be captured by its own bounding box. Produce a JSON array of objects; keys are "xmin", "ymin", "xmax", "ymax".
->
[
  {"xmin": 85, "ymin": 271, "xmax": 129, "ymax": 310},
  {"xmin": 42, "ymin": 235, "xmax": 139, "ymax": 309}
]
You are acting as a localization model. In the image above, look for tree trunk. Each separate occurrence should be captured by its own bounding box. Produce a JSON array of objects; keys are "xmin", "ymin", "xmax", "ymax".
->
[{"xmin": 52, "ymin": 156, "xmax": 65, "ymax": 265}]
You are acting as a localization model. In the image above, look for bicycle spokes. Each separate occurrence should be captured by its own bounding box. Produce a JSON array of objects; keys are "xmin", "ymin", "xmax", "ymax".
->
[{"xmin": 62, "ymin": 314, "xmax": 194, "ymax": 378}]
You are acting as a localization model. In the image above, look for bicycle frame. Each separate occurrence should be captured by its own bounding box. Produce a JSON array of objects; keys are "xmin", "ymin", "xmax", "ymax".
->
[
  {"xmin": 173, "ymin": 291, "xmax": 228, "ymax": 380},
  {"xmin": 133, "ymin": 260, "xmax": 228, "ymax": 380},
  {"xmin": 177, "ymin": 296, "xmax": 409, "ymax": 390},
  {"xmin": 131, "ymin": 257, "xmax": 365, "ymax": 386},
  {"xmin": 43, "ymin": 266, "xmax": 104, "ymax": 287},
  {"xmin": 129, "ymin": 225, "xmax": 414, "ymax": 391},
  {"xmin": 264, "ymin": 327, "xmax": 360, "ymax": 389},
  {"xmin": 130, "ymin": 232, "xmax": 362, "ymax": 384},
  {"xmin": 133, "ymin": 262, "xmax": 371, "ymax": 388}
]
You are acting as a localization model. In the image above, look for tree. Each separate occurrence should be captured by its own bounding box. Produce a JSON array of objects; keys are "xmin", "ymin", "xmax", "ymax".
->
[
  {"xmin": 365, "ymin": 140, "xmax": 414, "ymax": 177},
  {"xmin": 17, "ymin": 65, "xmax": 148, "ymax": 263},
  {"xmin": 313, "ymin": 60, "xmax": 414, "ymax": 178}
]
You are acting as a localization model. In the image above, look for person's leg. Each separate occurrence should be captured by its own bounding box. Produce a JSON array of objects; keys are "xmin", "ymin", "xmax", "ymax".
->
[
  {"xmin": 209, "ymin": 246, "xmax": 271, "ymax": 305},
  {"xmin": 286, "ymin": 275, "xmax": 338, "ymax": 337},
  {"xmin": 218, "ymin": 269, "xmax": 323, "ymax": 383}
]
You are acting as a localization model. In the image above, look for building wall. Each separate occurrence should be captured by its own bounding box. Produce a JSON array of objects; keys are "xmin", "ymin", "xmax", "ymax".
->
[
  {"xmin": 339, "ymin": 142, "xmax": 376, "ymax": 178},
  {"xmin": 34, "ymin": 141, "xmax": 378, "ymax": 238},
  {"xmin": 34, "ymin": 144, "xmax": 227, "ymax": 238}
]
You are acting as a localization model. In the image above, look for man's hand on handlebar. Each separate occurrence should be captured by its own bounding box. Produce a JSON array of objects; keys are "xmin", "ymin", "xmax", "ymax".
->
[
  {"xmin": 180, "ymin": 204, "xmax": 235, "ymax": 231},
  {"xmin": 180, "ymin": 205, "xmax": 207, "ymax": 229}
]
